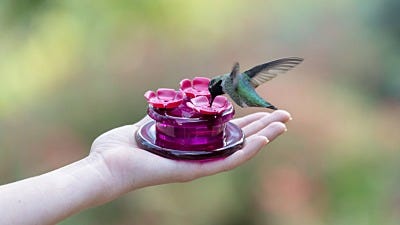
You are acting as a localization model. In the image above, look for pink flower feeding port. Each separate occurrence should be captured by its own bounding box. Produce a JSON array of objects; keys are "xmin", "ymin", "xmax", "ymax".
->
[{"xmin": 136, "ymin": 77, "xmax": 244, "ymax": 160}]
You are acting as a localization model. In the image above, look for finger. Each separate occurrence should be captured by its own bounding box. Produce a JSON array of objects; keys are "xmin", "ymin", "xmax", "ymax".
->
[
  {"xmin": 181, "ymin": 121, "xmax": 288, "ymax": 179},
  {"xmin": 205, "ymin": 121, "xmax": 287, "ymax": 173},
  {"xmin": 241, "ymin": 110, "xmax": 291, "ymax": 137},
  {"xmin": 182, "ymin": 135, "xmax": 269, "ymax": 179},
  {"xmin": 231, "ymin": 112, "xmax": 270, "ymax": 128},
  {"xmin": 275, "ymin": 109, "xmax": 292, "ymax": 121},
  {"xmin": 213, "ymin": 135, "xmax": 269, "ymax": 170},
  {"xmin": 256, "ymin": 121, "xmax": 287, "ymax": 142}
]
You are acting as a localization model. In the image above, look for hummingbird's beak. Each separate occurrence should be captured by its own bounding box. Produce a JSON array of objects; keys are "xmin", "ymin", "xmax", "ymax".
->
[{"xmin": 210, "ymin": 94, "xmax": 215, "ymax": 106}]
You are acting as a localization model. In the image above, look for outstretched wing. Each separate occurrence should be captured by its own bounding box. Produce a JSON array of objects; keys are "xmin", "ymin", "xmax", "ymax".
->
[
  {"xmin": 229, "ymin": 62, "xmax": 240, "ymax": 91},
  {"xmin": 244, "ymin": 57, "xmax": 303, "ymax": 88}
]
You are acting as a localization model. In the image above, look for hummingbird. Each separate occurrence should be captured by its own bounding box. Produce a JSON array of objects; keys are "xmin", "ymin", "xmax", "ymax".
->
[{"xmin": 208, "ymin": 57, "xmax": 303, "ymax": 110}]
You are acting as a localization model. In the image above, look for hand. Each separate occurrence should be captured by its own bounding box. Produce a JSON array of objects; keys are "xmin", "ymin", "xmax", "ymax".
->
[
  {"xmin": 0, "ymin": 110, "xmax": 291, "ymax": 225},
  {"xmin": 90, "ymin": 110, "xmax": 291, "ymax": 196}
]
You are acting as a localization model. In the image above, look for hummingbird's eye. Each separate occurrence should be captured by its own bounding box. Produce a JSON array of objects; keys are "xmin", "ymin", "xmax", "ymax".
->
[{"xmin": 209, "ymin": 80, "xmax": 215, "ymax": 87}]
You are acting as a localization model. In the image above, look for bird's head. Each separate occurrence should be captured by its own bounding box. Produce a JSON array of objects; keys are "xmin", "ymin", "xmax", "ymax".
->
[{"xmin": 208, "ymin": 76, "xmax": 225, "ymax": 104}]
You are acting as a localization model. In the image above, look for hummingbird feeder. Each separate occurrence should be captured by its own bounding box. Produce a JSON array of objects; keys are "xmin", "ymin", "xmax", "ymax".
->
[{"xmin": 136, "ymin": 77, "xmax": 244, "ymax": 160}]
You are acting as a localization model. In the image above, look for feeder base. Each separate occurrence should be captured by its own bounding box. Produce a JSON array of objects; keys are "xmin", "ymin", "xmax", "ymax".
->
[{"xmin": 136, "ymin": 120, "xmax": 244, "ymax": 160}]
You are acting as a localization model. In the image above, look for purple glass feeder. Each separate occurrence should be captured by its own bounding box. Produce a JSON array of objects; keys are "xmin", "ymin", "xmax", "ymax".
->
[{"xmin": 135, "ymin": 78, "xmax": 244, "ymax": 160}]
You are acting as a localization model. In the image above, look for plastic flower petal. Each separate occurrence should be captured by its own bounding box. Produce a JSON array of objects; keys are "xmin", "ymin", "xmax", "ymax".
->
[
  {"xmin": 180, "ymin": 77, "xmax": 211, "ymax": 98},
  {"xmin": 186, "ymin": 95, "xmax": 232, "ymax": 115},
  {"xmin": 144, "ymin": 88, "xmax": 184, "ymax": 109}
]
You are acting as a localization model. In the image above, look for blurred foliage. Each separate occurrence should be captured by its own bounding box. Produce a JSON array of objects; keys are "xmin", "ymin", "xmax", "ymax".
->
[{"xmin": 0, "ymin": 1, "xmax": 399, "ymax": 225}]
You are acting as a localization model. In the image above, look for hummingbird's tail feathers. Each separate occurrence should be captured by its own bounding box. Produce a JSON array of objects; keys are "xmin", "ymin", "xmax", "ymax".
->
[
  {"xmin": 245, "ymin": 57, "xmax": 304, "ymax": 88},
  {"xmin": 266, "ymin": 104, "xmax": 278, "ymax": 110},
  {"xmin": 243, "ymin": 102, "xmax": 277, "ymax": 110}
]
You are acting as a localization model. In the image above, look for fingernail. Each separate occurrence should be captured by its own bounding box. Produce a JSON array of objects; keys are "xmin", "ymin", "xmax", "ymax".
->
[
  {"xmin": 260, "ymin": 136, "xmax": 270, "ymax": 144},
  {"xmin": 284, "ymin": 128, "xmax": 288, "ymax": 132},
  {"xmin": 289, "ymin": 116, "xmax": 293, "ymax": 121}
]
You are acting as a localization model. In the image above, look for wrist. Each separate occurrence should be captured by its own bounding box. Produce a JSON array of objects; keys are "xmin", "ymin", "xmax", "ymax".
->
[{"xmin": 80, "ymin": 152, "xmax": 122, "ymax": 206}]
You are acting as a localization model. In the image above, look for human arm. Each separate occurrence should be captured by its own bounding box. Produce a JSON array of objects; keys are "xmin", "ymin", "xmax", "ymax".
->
[{"xmin": 0, "ymin": 110, "xmax": 291, "ymax": 225}]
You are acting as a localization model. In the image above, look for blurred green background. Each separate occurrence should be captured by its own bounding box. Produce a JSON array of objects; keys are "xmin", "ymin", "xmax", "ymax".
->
[{"xmin": 1, "ymin": 0, "xmax": 399, "ymax": 224}]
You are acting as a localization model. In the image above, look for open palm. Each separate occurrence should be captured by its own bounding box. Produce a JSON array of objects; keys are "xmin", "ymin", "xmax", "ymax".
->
[{"xmin": 90, "ymin": 110, "xmax": 291, "ymax": 192}]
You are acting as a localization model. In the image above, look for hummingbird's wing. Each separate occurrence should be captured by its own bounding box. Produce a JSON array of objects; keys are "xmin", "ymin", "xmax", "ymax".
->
[
  {"xmin": 244, "ymin": 57, "xmax": 303, "ymax": 88},
  {"xmin": 230, "ymin": 62, "xmax": 240, "ymax": 91}
]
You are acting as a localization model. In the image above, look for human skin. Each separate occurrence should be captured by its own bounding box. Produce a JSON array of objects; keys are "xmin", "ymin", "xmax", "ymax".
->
[{"xmin": 0, "ymin": 110, "xmax": 291, "ymax": 225}]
